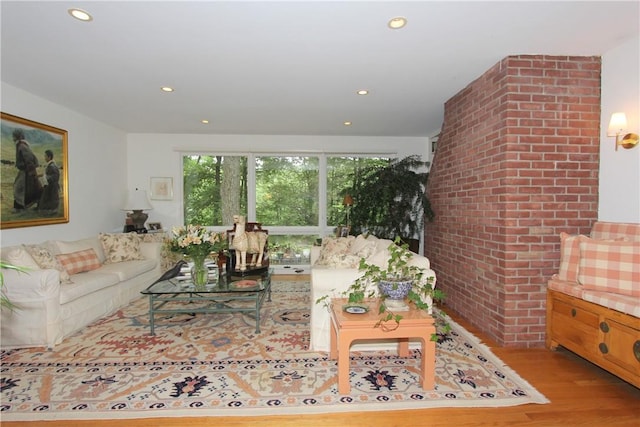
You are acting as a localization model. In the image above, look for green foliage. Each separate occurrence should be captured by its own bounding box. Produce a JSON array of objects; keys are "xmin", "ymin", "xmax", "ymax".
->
[
  {"xmin": 349, "ymin": 155, "xmax": 434, "ymax": 240},
  {"xmin": 325, "ymin": 157, "xmax": 389, "ymax": 226},
  {"xmin": 256, "ymin": 156, "xmax": 319, "ymax": 226}
]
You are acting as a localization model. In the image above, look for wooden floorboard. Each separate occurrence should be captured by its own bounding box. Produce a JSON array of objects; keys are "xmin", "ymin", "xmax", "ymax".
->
[{"xmin": 3, "ymin": 275, "xmax": 639, "ymax": 427}]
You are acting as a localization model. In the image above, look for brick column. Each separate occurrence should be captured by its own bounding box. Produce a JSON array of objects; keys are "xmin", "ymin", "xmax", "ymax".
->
[{"xmin": 425, "ymin": 55, "xmax": 600, "ymax": 347}]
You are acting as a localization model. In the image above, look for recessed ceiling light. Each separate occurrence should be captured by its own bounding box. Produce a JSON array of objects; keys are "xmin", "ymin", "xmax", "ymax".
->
[
  {"xmin": 343, "ymin": 121, "xmax": 352, "ymax": 126},
  {"xmin": 388, "ymin": 16, "xmax": 407, "ymax": 30},
  {"xmin": 161, "ymin": 86, "xmax": 174, "ymax": 92},
  {"xmin": 356, "ymin": 90, "xmax": 369, "ymax": 95},
  {"xmin": 201, "ymin": 119, "xmax": 209, "ymax": 124},
  {"xmin": 68, "ymin": 8, "xmax": 93, "ymax": 22}
]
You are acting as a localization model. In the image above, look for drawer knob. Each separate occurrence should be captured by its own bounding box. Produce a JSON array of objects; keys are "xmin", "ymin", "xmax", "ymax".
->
[
  {"xmin": 634, "ymin": 341, "xmax": 640, "ymax": 362},
  {"xmin": 599, "ymin": 321, "xmax": 609, "ymax": 333},
  {"xmin": 571, "ymin": 308, "xmax": 577, "ymax": 317},
  {"xmin": 599, "ymin": 343, "xmax": 609, "ymax": 354}
]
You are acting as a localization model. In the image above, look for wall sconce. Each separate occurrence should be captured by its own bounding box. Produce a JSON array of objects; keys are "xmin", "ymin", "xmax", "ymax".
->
[
  {"xmin": 608, "ymin": 112, "xmax": 639, "ymax": 151},
  {"xmin": 122, "ymin": 189, "xmax": 153, "ymax": 232}
]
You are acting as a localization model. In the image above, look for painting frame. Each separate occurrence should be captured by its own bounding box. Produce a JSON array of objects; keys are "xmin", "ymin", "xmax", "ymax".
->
[
  {"xmin": 150, "ymin": 177, "xmax": 173, "ymax": 200},
  {"xmin": 1, "ymin": 112, "xmax": 69, "ymax": 229},
  {"xmin": 147, "ymin": 222, "xmax": 163, "ymax": 231}
]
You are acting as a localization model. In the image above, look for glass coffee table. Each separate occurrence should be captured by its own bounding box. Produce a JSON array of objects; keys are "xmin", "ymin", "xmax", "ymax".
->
[{"xmin": 141, "ymin": 269, "xmax": 272, "ymax": 334}]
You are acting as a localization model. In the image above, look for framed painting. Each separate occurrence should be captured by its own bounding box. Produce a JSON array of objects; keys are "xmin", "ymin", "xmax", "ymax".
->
[
  {"xmin": 1, "ymin": 113, "xmax": 69, "ymax": 229},
  {"xmin": 150, "ymin": 177, "xmax": 173, "ymax": 200}
]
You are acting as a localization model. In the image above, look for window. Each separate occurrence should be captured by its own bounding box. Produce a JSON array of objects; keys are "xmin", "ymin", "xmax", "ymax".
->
[{"xmin": 181, "ymin": 153, "xmax": 390, "ymax": 268}]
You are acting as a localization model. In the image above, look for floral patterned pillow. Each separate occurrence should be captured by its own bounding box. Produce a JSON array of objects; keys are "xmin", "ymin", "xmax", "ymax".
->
[
  {"xmin": 315, "ymin": 236, "xmax": 355, "ymax": 266},
  {"xmin": 22, "ymin": 244, "xmax": 72, "ymax": 283},
  {"xmin": 99, "ymin": 233, "xmax": 145, "ymax": 264}
]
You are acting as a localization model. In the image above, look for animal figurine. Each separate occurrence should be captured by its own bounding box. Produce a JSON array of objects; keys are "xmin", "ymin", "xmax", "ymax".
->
[
  {"xmin": 151, "ymin": 260, "xmax": 188, "ymax": 285},
  {"xmin": 231, "ymin": 215, "xmax": 267, "ymax": 271}
]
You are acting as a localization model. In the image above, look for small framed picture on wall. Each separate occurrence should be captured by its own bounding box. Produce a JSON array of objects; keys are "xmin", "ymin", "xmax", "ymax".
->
[{"xmin": 150, "ymin": 177, "xmax": 173, "ymax": 200}]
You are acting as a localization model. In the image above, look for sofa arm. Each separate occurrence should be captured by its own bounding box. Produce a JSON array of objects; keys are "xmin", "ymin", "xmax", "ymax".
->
[
  {"xmin": 2, "ymin": 267, "xmax": 60, "ymax": 301},
  {"xmin": 311, "ymin": 246, "xmax": 321, "ymax": 265},
  {"xmin": 1, "ymin": 268, "xmax": 63, "ymax": 349}
]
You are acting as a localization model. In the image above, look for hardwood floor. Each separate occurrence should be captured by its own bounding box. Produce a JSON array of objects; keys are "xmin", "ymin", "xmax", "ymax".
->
[{"xmin": 3, "ymin": 275, "xmax": 639, "ymax": 427}]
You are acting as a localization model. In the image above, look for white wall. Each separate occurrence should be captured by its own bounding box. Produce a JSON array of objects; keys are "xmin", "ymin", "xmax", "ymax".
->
[
  {"xmin": 1, "ymin": 83, "xmax": 129, "ymax": 246},
  {"xmin": 599, "ymin": 35, "xmax": 640, "ymax": 223},
  {"xmin": 125, "ymin": 133, "xmax": 429, "ymax": 230}
]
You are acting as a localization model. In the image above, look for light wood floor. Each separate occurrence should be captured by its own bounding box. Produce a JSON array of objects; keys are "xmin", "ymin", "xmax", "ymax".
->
[{"xmin": 3, "ymin": 275, "xmax": 639, "ymax": 427}]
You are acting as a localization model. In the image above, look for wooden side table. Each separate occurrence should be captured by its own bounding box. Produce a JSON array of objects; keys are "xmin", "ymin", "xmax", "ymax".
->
[{"xmin": 329, "ymin": 298, "xmax": 436, "ymax": 394}]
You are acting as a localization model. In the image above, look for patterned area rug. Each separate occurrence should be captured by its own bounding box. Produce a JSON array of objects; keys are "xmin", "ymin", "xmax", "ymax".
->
[{"xmin": 0, "ymin": 280, "xmax": 547, "ymax": 421}]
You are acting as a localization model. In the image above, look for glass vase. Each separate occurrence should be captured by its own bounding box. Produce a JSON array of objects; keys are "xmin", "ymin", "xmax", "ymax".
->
[{"xmin": 190, "ymin": 254, "xmax": 208, "ymax": 290}]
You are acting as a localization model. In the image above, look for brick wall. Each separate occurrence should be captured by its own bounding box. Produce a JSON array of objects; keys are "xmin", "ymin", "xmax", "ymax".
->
[{"xmin": 425, "ymin": 55, "xmax": 601, "ymax": 347}]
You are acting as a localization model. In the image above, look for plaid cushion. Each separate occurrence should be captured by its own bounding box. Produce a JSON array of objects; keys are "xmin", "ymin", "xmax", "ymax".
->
[
  {"xmin": 56, "ymin": 248, "xmax": 102, "ymax": 275},
  {"xmin": 578, "ymin": 240, "xmax": 640, "ymax": 297},
  {"xmin": 558, "ymin": 233, "xmax": 586, "ymax": 282},
  {"xmin": 591, "ymin": 221, "xmax": 640, "ymax": 242}
]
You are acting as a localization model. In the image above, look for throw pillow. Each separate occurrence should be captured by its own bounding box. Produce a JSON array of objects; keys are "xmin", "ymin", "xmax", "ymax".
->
[
  {"xmin": 5, "ymin": 247, "xmax": 40, "ymax": 270},
  {"xmin": 99, "ymin": 233, "xmax": 145, "ymax": 264},
  {"xmin": 349, "ymin": 234, "xmax": 377, "ymax": 259},
  {"xmin": 320, "ymin": 253, "xmax": 362, "ymax": 268},
  {"xmin": 56, "ymin": 248, "xmax": 102, "ymax": 275},
  {"xmin": 23, "ymin": 244, "xmax": 72, "ymax": 283},
  {"xmin": 578, "ymin": 240, "xmax": 640, "ymax": 297},
  {"xmin": 55, "ymin": 237, "xmax": 106, "ymax": 264},
  {"xmin": 558, "ymin": 233, "xmax": 587, "ymax": 282},
  {"xmin": 315, "ymin": 236, "xmax": 354, "ymax": 266}
]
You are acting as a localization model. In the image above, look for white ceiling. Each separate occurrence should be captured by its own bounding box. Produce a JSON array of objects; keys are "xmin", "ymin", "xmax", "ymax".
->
[{"xmin": 1, "ymin": 1, "xmax": 638, "ymax": 137}]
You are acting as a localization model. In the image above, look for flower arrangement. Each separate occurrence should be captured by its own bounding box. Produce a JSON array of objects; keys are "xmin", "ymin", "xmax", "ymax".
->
[{"xmin": 168, "ymin": 225, "xmax": 227, "ymax": 259}]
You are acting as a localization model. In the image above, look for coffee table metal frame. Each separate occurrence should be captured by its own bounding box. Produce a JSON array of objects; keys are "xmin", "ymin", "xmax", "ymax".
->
[
  {"xmin": 329, "ymin": 297, "xmax": 436, "ymax": 394},
  {"xmin": 142, "ymin": 270, "xmax": 272, "ymax": 334}
]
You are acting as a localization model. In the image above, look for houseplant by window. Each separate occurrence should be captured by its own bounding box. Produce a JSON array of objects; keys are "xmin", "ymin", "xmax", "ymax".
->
[{"xmin": 348, "ymin": 155, "xmax": 434, "ymax": 250}]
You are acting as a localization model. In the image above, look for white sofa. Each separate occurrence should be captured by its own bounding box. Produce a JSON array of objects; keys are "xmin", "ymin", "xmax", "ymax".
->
[
  {"xmin": 310, "ymin": 234, "xmax": 436, "ymax": 352},
  {"xmin": 1, "ymin": 233, "xmax": 163, "ymax": 349}
]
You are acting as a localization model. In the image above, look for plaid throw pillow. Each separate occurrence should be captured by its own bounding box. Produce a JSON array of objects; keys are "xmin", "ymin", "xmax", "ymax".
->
[
  {"xmin": 558, "ymin": 233, "xmax": 586, "ymax": 282},
  {"xmin": 578, "ymin": 240, "xmax": 640, "ymax": 297},
  {"xmin": 56, "ymin": 248, "xmax": 102, "ymax": 275}
]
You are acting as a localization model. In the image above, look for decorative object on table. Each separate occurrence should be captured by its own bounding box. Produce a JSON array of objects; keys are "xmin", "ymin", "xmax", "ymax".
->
[
  {"xmin": 147, "ymin": 222, "xmax": 163, "ymax": 232},
  {"xmin": 228, "ymin": 215, "xmax": 268, "ymax": 272},
  {"xmin": 149, "ymin": 177, "xmax": 174, "ymax": 200},
  {"xmin": 317, "ymin": 236, "xmax": 445, "ymax": 332},
  {"xmin": 168, "ymin": 225, "xmax": 227, "ymax": 290},
  {"xmin": 348, "ymin": 155, "xmax": 434, "ymax": 252},
  {"xmin": 0, "ymin": 112, "xmax": 69, "ymax": 230},
  {"xmin": 149, "ymin": 260, "xmax": 188, "ymax": 286},
  {"xmin": 122, "ymin": 188, "xmax": 153, "ymax": 232},
  {"xmin": 336, "ymin": 225, "xmax": 350, "ymax": 237}
]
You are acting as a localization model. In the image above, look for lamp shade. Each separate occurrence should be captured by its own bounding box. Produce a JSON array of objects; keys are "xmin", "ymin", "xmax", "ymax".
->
[
  {"xmin": 122, "ymin": 189, "xmax": 153, "ymax": 211},
  {"xmin": 608, "ymin": 112, "xmax": 627, "ymax": 136},
  {"xmin": 342, "ymin": 194, "xmax": 354, "ymax": 206}
]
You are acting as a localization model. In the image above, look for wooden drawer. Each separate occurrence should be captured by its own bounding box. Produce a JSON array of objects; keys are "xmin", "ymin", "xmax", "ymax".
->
[
  {"xmin": 599, "ymin": 317, "xmax": 640, "ymax": 376},
  {"xmin": 549, "ymin": 297, "xmax": 600, "ymax": 357}
]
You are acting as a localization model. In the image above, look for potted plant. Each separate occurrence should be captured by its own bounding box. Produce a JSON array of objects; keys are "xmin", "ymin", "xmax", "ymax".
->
[
  {"xmin": 348, "ymin": 155, "xmax": 434, "ymax": 252},
  {"xmin": 317, "ymin": 237, "xmax": 446, "ymax": 331}
]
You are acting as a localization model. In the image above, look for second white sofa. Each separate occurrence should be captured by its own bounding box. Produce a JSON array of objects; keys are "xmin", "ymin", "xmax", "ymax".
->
[{"xmin": 309, "ymin": 234, "xmax": 436, "ymax": 352}]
